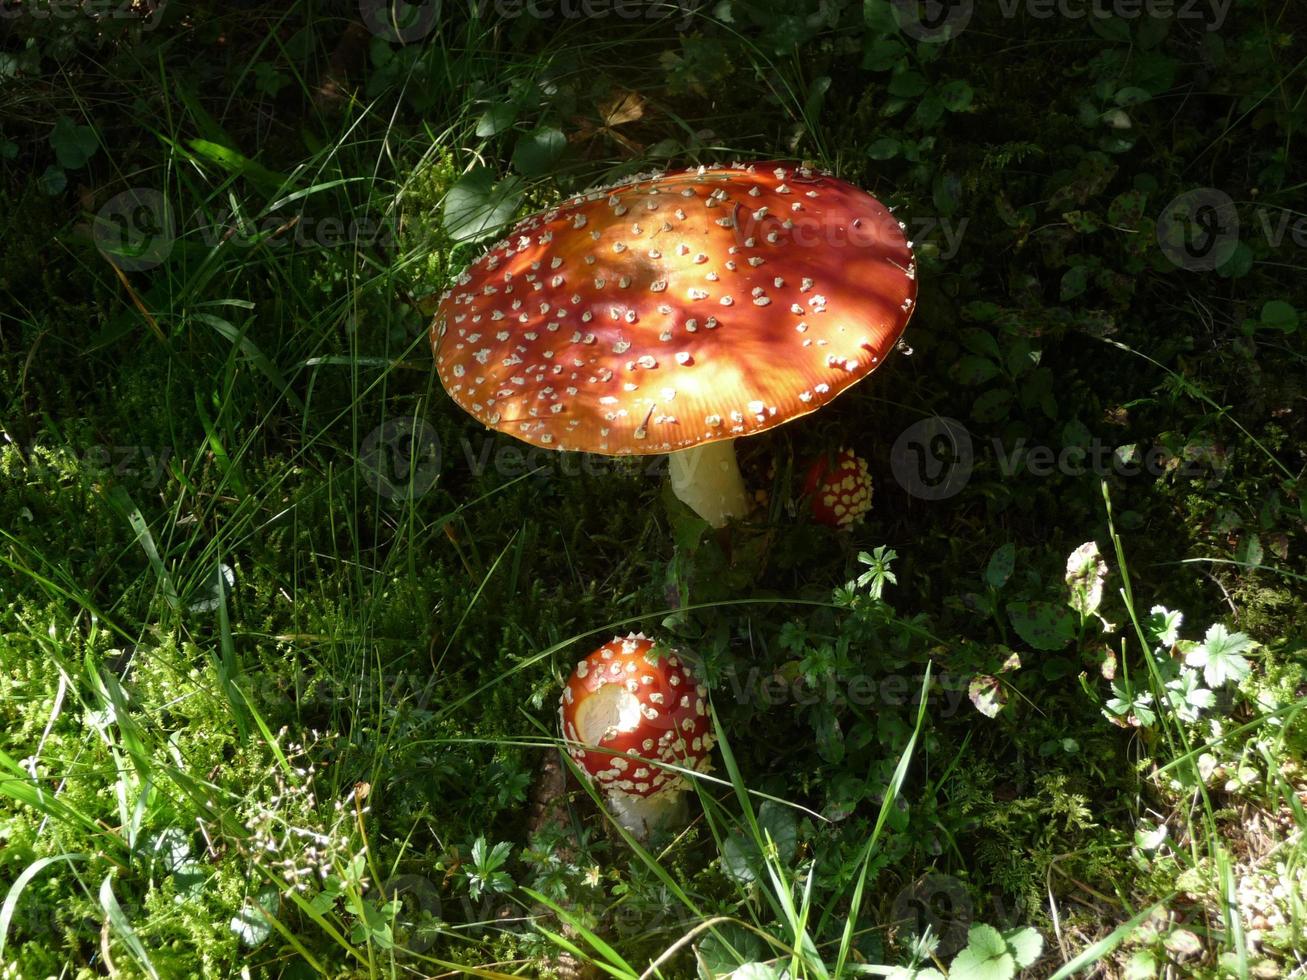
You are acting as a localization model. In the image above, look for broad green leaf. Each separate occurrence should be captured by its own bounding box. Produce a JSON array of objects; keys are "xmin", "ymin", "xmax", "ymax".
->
[
  {"xmin": 985, "ymin": 543, "xmax": 1015, "ymax": 590},
  {"xmin": 1124, "ymin": 949, "xmax": 1158, "ymax": 979},
  {"xmin": 1064, "ymin": 541, "xmax": 1107, "ymax": 616},
  {"xmin": 1007, "ymin": 601, "xmax": 1078, "ymax": 651},
  {"xmin": 1215, "ymin": 241, "xmax": 1253, "ymax": 278},
  {"xmin": 442, "ymin": 166, "xmax": 524, "ymax": 243},
  {"xmin": 1114, "ymin": 86, "xmax": 1152, "ymax": 106},
  {"xmin": 912, "ymin": 91, "xmax": 947, "ymax": 128},
  {"xmin": 1260, "ymin": 300, "xmax": 1298, "ymax": 333},
  {"xmin": 1060, "ymin": 265, "xmax": 1090, "ymax": 300},
  {"xmin": 1107, "ymin": 189, "xmax": 1148, "ymax": 228},
  {"xmin": 867, "ymin": 137, "xmax": 900, "ymax": 159},
  {"xmin": 39, "ymin": 165, "xmax": 67, "ymax": 195},
  {"xmin": 721, "ymin": 831, "xmax": 759, "ymax": 884},
  {"xmin": 475, "ymin": 104, "xmax": 517, "ymax": 137},
  {"xmin": 730, "ymin": 964, "xmax": 782, "ymax": 979},
  {"xmin": 939, "ymin": 79, "xmax": 974, "ymax": 111},
  {"xmin": 51, "ymin": 116, "xmax": 99, "ymax": 169},
  {"xmin": 971, "ymin": 388, "xmax": 1013, "ymax": 423},
  {"xmin": 952, "ymin": 354, "xmax": 1001, "ymax": 385},
  {"xmin": 888, "ymin": 70, "xmax": 928, "ymax": 98},
  {"xmin": 862, "ymin": 0, "xmax": 898, "ymax": 32},
  {"xmin": 960, "ymin": 327, "xmax": 1002, "ymax": 360},
  {"xmin": 511, "ymin": 126, "xmax": 567, "ymax": 177},
  {"xmin": 230, "ymin": 885, "xmax": 279, "ymax": 947},
  {"xmin": 862, "ymin": 36, "xmax": 906, "ymax": 71},
  {"xmin": 757, "ymin": 799, "xmax": 798, "ymax": 863},
  {"xmin": 968, "ymin": 674, "xmax": 1006, "ymax": 718}
]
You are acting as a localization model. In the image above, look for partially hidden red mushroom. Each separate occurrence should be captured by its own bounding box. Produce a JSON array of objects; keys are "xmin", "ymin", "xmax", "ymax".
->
[
  {"xmin": 432, "ymin": 162, "xmax": 916, "ymax": 527},
  {"xmin": 803, "ymin": 448, "xmax": 873, "ymax": 529},
  {"xmin": 559, "ymin": 632, "xmax": 714, "ymax": 838}
]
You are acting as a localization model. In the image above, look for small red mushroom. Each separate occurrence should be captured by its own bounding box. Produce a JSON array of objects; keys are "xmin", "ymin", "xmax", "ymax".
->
[
  {"xmin": 559, "ymin": 632, "xmax": 714, "ymax": 838},
  {"xmin": 803, "ymin": 448, "xmax": 873, "ymax": 528}
]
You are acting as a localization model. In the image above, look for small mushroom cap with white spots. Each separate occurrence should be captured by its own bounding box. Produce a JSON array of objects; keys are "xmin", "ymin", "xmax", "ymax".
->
[
  {"xmin": 803, "ymin": 447, "xmax": 873, "ymax": 529},
  {"xmin": 432, "ymin": 162, "xmax": 916, "ymax": 455},
  {"xmin": 559, "ymin": 632, "xmax": 714, "ymax": 799}
]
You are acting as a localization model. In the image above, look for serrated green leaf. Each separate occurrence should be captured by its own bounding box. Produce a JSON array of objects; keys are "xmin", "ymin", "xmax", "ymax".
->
[
  {"xmin": 1184, "ymin": 623, "xmax": 1252, "ymax": 687},
  {"xmin": 951, "ymin": 923, "xmax": 1015, "ymax": 980},
  {"xmin": 1145, "ymin": 606, "xmax": 1183, "ymax": 647},
  {"xmin": 1005, "ymin": 926, "xmax": 1043, "ymax": 968}
]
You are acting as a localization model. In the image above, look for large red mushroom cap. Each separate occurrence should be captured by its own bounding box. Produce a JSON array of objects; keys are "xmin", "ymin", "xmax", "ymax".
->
[
  {"xmin": 803, "ymin": 448, "xmax": 873, "ymax": 528},
  {"xmin": 559, "ymin": 633, "xmax": 713, "ymax": 833},
  {"xmin": 432, "ymin": 162, "xmax": 916, "ymax": 456}
]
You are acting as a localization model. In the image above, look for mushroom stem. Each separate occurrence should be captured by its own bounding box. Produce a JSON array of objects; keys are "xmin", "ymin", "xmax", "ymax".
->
[
  {"xmin": 606, "ymin": 789, "xmax": 688, "ymax": 840},
  {"xmin": 668, "ymin": 440, "xmax": 749, "ymax": 528}
]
